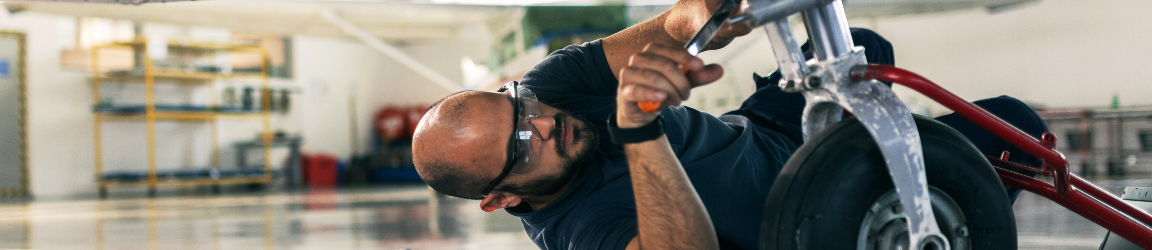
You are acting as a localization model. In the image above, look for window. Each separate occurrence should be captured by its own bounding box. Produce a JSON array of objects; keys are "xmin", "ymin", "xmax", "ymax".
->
[
  {"xmin": 1066, "ymin": 130, "xmax": 1093, "ymax": 151},
  {"xmin": 1140, "ymin": 130, "xmax": 1152, "ymax": 152}
]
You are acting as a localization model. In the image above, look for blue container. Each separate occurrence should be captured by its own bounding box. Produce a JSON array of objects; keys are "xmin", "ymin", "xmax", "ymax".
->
[{"xmin": 367, "ymin": 167, "xmax": 422, "ymax": 183}]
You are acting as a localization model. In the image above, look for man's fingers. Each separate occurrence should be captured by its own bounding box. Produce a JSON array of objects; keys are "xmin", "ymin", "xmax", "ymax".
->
[
  {"xmin": 628, "ymin": 53, "xmax": 694, "ymax": 100},
  {"xmin": 621, "ymin": 84, "xmax": 669, "ymax": 104},
  {"xmin": 622, "ymin": 67, "xmax": 687, "ymax": 104},
  {"xmin": 687, "ymin": 64, "xmax": 724, "ymax": 88},
  {"xmin": 641, "ymin": 43, "xmax": 704, "ymax": 71},
  {"xmin": 620, "ymin": 43, "xmax": 728, "ymax": 110}
]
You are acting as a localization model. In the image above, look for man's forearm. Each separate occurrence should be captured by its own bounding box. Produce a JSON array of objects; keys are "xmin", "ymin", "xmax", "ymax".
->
[
  {"xmin": 603, "ymin": 10, "xmax": 685, "ymax": 81},
  {"xmin": 625, "ymin": 136, "xmax": 719, "ymax": 250}
]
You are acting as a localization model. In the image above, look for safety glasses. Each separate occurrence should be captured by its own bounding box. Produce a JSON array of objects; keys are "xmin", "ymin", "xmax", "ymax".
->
[{"xmin": 481, "ymin": 81, "xmax": 545, "ymax": 196}]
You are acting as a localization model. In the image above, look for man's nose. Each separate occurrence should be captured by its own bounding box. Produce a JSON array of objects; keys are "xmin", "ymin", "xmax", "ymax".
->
[{"xmin": 527, "ymin": 116, "xmax": 556, "ymax": 141}]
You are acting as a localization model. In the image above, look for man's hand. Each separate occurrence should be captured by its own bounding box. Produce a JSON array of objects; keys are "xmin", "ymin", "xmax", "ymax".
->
[
  {"xmin": 615, "ymin": 43, "xmax": 724, "ymax": 128},
  {"xmin": 665, "ymin": 0, "xmax": 754, "ymax": 51}
]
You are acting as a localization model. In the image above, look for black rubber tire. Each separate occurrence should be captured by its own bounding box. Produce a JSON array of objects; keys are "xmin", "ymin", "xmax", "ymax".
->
[{"xmin": 760, "ymin": 115, "xmax": 1017, "ymax": 249}]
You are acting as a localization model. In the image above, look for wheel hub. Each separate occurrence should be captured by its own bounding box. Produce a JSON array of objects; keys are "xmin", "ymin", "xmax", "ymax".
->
[{"xmin": 857, "ymin": 187, "xmax": 969, "ymax": 250}]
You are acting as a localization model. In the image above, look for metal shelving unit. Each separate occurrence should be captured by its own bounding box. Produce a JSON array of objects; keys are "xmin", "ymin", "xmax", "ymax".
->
[{"xmin": 91, "ymin": 37, "xmax": 273, "ymax": 197}]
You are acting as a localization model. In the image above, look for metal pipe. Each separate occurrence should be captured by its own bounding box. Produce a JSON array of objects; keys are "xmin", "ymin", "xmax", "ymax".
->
[
  {"xmin": 133, "ymin": 22, "xmax": 144, "ymax": 74},
  {"xmin": 763, "ymin": 19, "xmax": 808, "ymax": 91},
  {"xmin": 92, "ymin": 44, "xmax": 104, "ymax": 187},
  {"xmin": 801, "ymin": 0, "xmax": 853, "ymax": 61},
  {"xmin": 986, "ymin": 156, "xmax": 1047, "ymax": 175},
  {"xmin": 1070, "ymin": 174, "xmax": 1152, "ymax": 227},
  {"xmin": 731, "ymin": 0, "xmax": 833, "ymax": 29}
]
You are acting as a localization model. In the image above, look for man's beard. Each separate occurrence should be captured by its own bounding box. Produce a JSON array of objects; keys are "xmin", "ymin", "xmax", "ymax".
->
[{"xmin": 496, "ymin": 112, "xmax": 598, "ymax": 198}]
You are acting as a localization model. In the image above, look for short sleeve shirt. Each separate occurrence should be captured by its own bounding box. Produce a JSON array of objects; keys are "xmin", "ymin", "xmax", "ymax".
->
[{"xmin": 506, "ymin": 39, "xmax": 799, "ymax": 250}]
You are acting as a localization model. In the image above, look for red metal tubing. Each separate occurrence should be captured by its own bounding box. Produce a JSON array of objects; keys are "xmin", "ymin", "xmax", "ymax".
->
[
  {"xmin": 986, "ymin": 156, "xmax": 1048, "ymax": 176},
  {"xmin": 991, "ymin": 159, "xmax": 1152, "ymax": 236},
  {"xmin": 1070, "ymin": 174, "xmax": 1152, "ymax": 227},
  {"xmin": 851, "ymin": 64, "xmax": 1152, "ymax": 246},
  {"xmin": 852, "ymin": 65, "xmax": 1071, "ymax": 195},
  {"xmin": 996, "ymin": 168, "xmax": 1152, "ymax": 248}
]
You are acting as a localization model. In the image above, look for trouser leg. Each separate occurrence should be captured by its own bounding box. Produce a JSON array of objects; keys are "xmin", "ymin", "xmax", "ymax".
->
[
  {"xmin": 730, "ymin": 87, "xmax": 1048, "ymax": 203},
  {"xmin": 934, "ymin": 95, "xmax": 1050, "ymax": 203}
]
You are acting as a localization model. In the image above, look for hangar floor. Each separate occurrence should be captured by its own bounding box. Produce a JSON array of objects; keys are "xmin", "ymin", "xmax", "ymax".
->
[{"xmin": 1, "ymin": 177, "xmax": 1150, "ymax": 250}]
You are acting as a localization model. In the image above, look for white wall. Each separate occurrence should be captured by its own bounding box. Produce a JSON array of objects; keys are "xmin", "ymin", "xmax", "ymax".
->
[
  {"xmin": 868, "ymin": 0, "xmax": 1152, "ymax": 112},
  {"xmin": 866, "ymin": 0, "xmax": 1152, "ymax": 111},
  {"xmin": 690, "ymin": 0, "xmax": 1152, "ymax": 116},
  {"xmin": 293, "ymin": 35, "xmax": 394, "ymax": 157},
  {"xmin": 391, "ymin": 39, "xmax": 488, "ymax": 104},
  {"xmin": 291, "ymin": 36, "xmax": 484, "ymax": 157}
]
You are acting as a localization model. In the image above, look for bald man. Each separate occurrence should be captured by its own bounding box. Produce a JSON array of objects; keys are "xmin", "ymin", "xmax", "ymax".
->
[
  {"xmin": 415, "ymin": 1, "xmax": 775, "ymax": 248},
  {"xmin": 413, "ymin": 1, "xmax": 1047, "ymax": 249}
]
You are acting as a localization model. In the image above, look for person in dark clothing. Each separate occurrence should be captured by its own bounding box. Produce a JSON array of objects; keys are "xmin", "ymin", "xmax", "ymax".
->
[{"xmin": 411, "ymin": 1, "xmax": 1047, "ymax": 249}]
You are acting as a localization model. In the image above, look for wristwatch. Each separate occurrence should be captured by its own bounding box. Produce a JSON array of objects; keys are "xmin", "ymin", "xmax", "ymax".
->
[{"xmin": 607, "ymin": 114, "xmax": 665, "ymax": 144}]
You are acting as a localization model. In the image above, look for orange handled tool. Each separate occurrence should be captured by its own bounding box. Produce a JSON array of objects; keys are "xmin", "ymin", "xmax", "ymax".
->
[
  {"xmin": 637, "ymin": 66, "xmax": 691, "ymax": 112},
  {"xmin": 637, "ymin": 101, "xmax": 663, "ymax": 112},
  {"xmin": 635, "ymin": 0, "xmax": 736, "ymax": 112}
]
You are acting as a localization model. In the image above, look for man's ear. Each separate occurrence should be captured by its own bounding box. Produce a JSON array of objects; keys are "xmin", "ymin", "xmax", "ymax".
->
[{"xmin": 479, "ymin": 192, "xmax": 522, "ymax": 212}]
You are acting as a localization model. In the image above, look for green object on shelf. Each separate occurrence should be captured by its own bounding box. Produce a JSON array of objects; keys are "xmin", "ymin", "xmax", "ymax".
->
[{"xmin": 1112, "ymin": 93, "xmax": 1120, "ymax": 109}]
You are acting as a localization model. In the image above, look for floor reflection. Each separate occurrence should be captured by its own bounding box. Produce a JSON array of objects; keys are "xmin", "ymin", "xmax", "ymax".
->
[
  {"xmin": 0, "ymin": 177, "xmax": 1149, "ymax": 249},
  {"xmin": 0, "ymin": 185, "xmax": 537, "ymax": 250}
]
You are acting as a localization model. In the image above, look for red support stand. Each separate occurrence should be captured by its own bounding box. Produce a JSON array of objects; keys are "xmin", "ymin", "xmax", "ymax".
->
[{"xmin": 852, "ymin": 64, "xmax": 1152, "ymax": 249}]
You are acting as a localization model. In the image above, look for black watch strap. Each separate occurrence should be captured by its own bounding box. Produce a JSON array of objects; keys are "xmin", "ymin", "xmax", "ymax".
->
[{"xmin": 607, "ymin": 114, "xmax": 665, "ymax": 144}]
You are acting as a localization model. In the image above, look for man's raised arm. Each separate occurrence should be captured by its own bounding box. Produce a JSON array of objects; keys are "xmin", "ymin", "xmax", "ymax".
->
[
  {"xmin": 605, "ymin": 0, "xmax": 751, "ymax": 247},
  {"xmin": 614, "ymin": 42, "xmax": 718, "ymax": 250},
  {"xmin": 598, "ymin": 1, "xmax": 751, "ymax": 249}
]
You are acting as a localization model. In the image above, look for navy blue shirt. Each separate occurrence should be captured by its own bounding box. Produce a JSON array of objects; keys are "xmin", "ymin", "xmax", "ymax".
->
[{"xmin": 508, "ymin": 39, "xmax": 799, "ymax": 250}]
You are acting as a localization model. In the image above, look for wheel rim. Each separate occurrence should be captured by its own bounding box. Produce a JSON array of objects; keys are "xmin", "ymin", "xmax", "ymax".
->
[{"xmin": 857, "ymin": 187, "xmax": 970, "ymax": 250}]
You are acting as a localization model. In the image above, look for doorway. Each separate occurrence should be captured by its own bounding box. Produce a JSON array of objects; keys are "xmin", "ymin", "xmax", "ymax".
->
[{"xmin": 0, "ymin": 31, "xmax": 28, "ymax": 197}]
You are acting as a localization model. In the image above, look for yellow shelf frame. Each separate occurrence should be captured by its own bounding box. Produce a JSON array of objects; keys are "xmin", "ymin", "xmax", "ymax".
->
[
  {"xmin": 98, "ymin": 68, "xmax": 266, "ymax": 82},
  {"xmin": 92, "ymin": 37, "xmax": 274, "ymax": 196},
  {"xmin": 97, "ymin": 176, "xmax": 271, "ymax": 188},
  {"xmin": 96, "ymin": 37, "xmax": 264, "ymax": 52},
  {"xmin": 97, "ymin": 111, "xmax": 266, "ymax": 121}
]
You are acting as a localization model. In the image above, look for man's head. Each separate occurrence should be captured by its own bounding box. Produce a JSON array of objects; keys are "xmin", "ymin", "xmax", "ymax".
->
[{"xmin": 412, "ymin": 84, "xmax": 598, "ymax": 211}]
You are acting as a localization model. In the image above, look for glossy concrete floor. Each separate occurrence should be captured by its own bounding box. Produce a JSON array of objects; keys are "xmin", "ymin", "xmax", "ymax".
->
[{"xmin": 0, "ymin": 177, "xmax": 1149, "ymax": 250}]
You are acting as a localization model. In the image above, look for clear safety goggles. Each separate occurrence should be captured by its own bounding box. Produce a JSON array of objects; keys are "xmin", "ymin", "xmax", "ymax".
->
[{"xmin": 482, "ymin": 81, "xmax": 546, "ymax": 195}]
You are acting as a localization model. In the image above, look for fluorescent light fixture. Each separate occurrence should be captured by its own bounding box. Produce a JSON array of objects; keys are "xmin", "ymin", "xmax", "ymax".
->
[{"xmin": 429, "ymin": 0, "xmax": 577, "ymax": 5}]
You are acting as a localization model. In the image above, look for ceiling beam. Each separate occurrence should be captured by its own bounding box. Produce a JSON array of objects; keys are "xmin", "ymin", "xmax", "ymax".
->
[{"xmin": 321, "ymin": 9, "xmax": 463, "ymax": 92}]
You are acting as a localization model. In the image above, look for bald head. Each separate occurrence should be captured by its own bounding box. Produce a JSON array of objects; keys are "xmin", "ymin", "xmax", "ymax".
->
[{"xmin": 413, "ymin": 91, "xmax": 512, "ymax": 199}]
